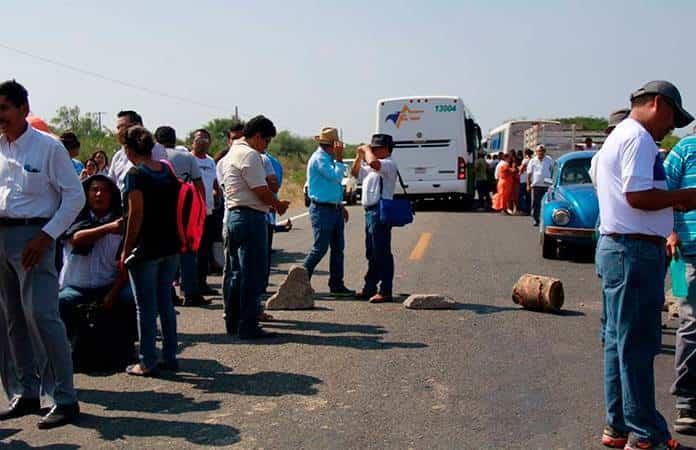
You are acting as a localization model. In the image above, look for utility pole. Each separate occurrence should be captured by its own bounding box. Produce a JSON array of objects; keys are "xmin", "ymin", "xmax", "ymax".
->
[
  {"xmin": 234, "ymin": 106, "xmax": 239, "ymax": 121},
  {"xmin": 94, "ymin": 111, "xmax": 107, "ymax": 131}
]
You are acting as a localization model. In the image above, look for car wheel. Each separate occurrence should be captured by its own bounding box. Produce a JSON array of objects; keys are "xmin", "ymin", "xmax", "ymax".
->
[{"xmin": 541, "ymin": 233, "xmax": 557, "ymax": 259}]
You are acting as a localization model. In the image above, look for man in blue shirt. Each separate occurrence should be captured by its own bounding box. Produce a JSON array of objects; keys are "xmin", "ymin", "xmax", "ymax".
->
[
  {"xmin": 303, "ymin": 127, "xmax": 354, "ymax": 296},
  {"xmin": 264, "ymin": 151, "xmax": 283, "ymax": 291},
  {"xmin": 665, "ymin": 133, "xmax": 696, "ymax": 436}
]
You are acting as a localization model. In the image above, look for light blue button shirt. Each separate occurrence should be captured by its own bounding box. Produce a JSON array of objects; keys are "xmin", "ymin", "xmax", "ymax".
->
[
  {"xmin": 307, "ymin": 147, "xmax": 344, "ymax": 204},
  {"xmin": 665, "ymin": 135, "xmax": 696, "ymax": 256}
]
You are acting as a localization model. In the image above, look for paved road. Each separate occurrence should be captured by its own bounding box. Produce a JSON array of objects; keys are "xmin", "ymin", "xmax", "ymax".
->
[{"xmin": 2, "ymin": 205, "xmax": 693, "ymax": 449}]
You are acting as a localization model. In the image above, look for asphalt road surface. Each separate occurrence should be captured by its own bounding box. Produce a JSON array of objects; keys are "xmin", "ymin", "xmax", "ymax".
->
[{"xmin": 2, "ymin": 204, "xmax": 693, "ymax": 449}]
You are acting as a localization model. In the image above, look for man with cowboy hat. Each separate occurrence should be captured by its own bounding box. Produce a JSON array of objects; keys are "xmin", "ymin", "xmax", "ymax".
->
[{"xmin": 303, "ymin": 127, "xmax": 354, "ymax": 297}]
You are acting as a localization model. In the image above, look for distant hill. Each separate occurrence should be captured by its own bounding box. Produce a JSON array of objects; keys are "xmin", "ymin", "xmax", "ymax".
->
[{"xmin": 553, "ymin": 116, "xmax": 608, "ymax": 131}]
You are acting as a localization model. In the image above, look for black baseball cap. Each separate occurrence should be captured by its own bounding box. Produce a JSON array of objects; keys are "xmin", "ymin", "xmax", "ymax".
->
[
  {"xmin": 630, "ymin": 80, "xmax": 694, "ymax": 128},
  {"xmin": 370, "ymin": 133, "xmax": 394, "ymax": 149}
]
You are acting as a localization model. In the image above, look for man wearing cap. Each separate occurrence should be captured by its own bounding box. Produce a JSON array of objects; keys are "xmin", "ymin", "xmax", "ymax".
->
[
  {"xmin": 303, "ymin": 127, "xmax": 354, "ymax": 297},
  {"xmin": 594, "ymin": 80, "xmax": 696, "ymax": 450},
  {"xmin": 526, "ymin": 144, "xmax": 554, "ymax": 226},
  {"xmin": 664, "ymin": 113, "xmax": 696, "ymax": 436},
  {"xmin": 0, "ymin": 80, "xmax": 84, "ymax": 429},
  {"xmin": 350, "ymin": 134, "xmax": 398, "ymax": 303},
  {"xmin": 590, "ymin": 109, "xmax": 630, "ymax": 186}
]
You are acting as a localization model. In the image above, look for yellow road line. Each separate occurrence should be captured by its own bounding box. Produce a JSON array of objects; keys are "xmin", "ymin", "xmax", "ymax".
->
[{"xmin": 409, "ymin": 232, "xmax": 433, "ymax": 261}]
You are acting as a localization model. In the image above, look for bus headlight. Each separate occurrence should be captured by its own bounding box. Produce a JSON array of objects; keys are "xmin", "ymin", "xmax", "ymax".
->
[{"xmin": 552, "ymin": 208, "xmax": 571, "ymax": 226}]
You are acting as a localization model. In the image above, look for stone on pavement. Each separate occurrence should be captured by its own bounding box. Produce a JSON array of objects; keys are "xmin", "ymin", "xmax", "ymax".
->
[
  {"xmin": 265, "ymin": 265, "xmax": 314, "ymax": 310},
  {"xmin": 403, "ymin": 294, "xmax": 456, "ymax": 309}
]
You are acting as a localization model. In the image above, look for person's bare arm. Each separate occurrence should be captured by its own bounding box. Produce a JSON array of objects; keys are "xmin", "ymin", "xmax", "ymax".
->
[
  {"xmin": 121, "ymin": 191, "xmax": 144, "ymax": 260},
  {"xmin": 266, "ymin": 174, "xmax": 280, "ymax": 194},
  {"xmin": 350, "ymin": 147, "xmax": 365, "ymax": 178},
  {"xmin": 364, "ymin": 146, "xmax": 381, "ymax": 171},
  {"xmin": 71, "ymin": 218, "xmax": 123, "ymax": 249},
  {"xmin": 251, "ymin": 186, "xmax": 290, "ymax": 215},
  {"xmin": 626, "ymin": 189, "xmax": 696, "ymax": 211},
  {"xmin": 193, "ymin": 178, "xmax": 206, "ymax": 200}
]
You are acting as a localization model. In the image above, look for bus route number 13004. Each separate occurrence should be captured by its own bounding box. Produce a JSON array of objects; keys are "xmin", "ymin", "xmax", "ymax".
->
[{"xmin": 435, "ymin": 105, "xmax": 456, "ymax": 113}]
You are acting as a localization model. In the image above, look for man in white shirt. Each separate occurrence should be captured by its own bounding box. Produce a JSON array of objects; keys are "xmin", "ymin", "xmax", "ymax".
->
[
  {"xmin": 594, "ymin": 80, "xmax": 696, "ymax": 449},
  {"xmin": 108, "ymin": 110, "xmax": 168, "ymax": 191},
  {"xmin": 350, "ymin": 134, "xmax": 398, "ymax": 303},
  {"xmin": 220, "ymin": 115, "xmax": 289, "ymax": 339},
  {"xmin": 191, "ymin": 129, "xmax": 221, "ymax": 296},
  {"xmin": 526, "ymin": 145, "xmax": 554, "ymax": 226},
  {"xmin": 154, "ymin": 126, "xmax": 208, "ymax": 306},
  {"xmin": 0, "ymin": 81, "xmax": 84, "ymax": 429}
]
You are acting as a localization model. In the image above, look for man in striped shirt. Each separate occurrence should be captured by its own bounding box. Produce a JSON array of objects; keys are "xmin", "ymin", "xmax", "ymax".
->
[{"xmin": 665, "ymin": 134, "xmax": 696, "ymax": 435}]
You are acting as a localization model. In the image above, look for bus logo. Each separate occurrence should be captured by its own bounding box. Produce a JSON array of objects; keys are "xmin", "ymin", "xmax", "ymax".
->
[{"xmin": 385, "ymin": 104, "xmax": 424, "ymax": 128}]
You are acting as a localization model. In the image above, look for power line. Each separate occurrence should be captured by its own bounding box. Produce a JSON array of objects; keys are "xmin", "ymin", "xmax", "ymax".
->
[{"xmin": 0, "ymin": 42, "xmax": 228, "ymax": 113}]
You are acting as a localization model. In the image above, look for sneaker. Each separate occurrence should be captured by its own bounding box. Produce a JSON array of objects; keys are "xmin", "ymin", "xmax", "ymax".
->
[
  {"xmin": 601, "ymin": 425, "xmax": 628, "ymax": 448},
  {"xmin": 625, "ymin": 434, "xmax": 684, "ymax": 449},
  {"xmin": 675, "ymin": 409, "xmax": 696, "ymax": 435},
  {"xmin": 329, "ymin": 286, "xmax": 356, "ymax": 298}
]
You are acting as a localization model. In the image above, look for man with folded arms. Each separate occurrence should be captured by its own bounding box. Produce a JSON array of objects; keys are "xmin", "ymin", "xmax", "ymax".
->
[
  {"xmin": 594, "ymin": 80, "xmax": 696, "ymax": 450},
  {"xmin": 0, "ymin": 80, "xmax": 85, "ymax": 429}
]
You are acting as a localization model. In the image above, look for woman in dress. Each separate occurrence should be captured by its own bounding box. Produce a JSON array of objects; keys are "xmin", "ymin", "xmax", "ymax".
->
[{"xmin": 491, "ymin": 153, "xmax": 518, "ymax": 215}]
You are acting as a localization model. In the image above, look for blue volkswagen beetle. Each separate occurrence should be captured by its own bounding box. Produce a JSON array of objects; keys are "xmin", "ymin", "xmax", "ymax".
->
[{"xmin": 540, "ymin": 151, "xmax": 598, "ymax": 259}]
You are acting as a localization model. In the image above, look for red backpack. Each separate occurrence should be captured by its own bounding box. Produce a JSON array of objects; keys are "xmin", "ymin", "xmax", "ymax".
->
[{"xmin": 161, "ymin": 160, "xmax": 206, "ymax": 253}]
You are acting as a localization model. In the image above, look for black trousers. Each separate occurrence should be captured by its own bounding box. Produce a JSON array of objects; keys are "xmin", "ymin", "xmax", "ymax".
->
[
  {"xmin": 196, "ymin": 215, "xmax": 216, "ymax": 287},
  {"xmin": 531, "ymin": 186, "xmax": 548, "ymax": 224},
  {"xmin": 265, "ymin": 223, "xmax": 274, "ymax": 290}
]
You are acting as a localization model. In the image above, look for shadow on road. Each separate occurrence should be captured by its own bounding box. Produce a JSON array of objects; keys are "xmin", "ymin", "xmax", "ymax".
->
[
  {"xmin": 1, "ymin": 441, "xmax": 78, "ymax": 450},
  {"xmin": 264, "ymin": 319, "xmax": 387, "ymax": 335},
  {"xmin": 156, "ymin": 358, "xmax": 323, "ymax": 397},
  {"xmin": 78, "ymin": 389, "xmax": 221, "ymax": 414},
  {"xmin": 456, "ymin": 303, "xmax": 519, "ymax": 314},
  {"xmin": 75, "ymin": 413, "xmax": 240, "ymax": 446}
]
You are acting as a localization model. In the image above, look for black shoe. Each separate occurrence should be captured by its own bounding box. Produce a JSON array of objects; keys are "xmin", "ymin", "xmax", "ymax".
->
[
  {"xmin": 238, "ymin": 328, "xmax": 277, "ymax": 340},
  {"xmin": 157, "ymin": 360, "xmax": 179, "ymax": 372},
  {"xmin": 200, "ymin": 285, "xmax": 220, "ymax": 296},
  {"xmin": 676, "ymin": 409, "xmax": 696, "ymax": 435},
  {"xmin": 356, "ymin": 290, "xmax": 377, "ymax": 300},
  {"xmin": 183, "ymin": 294, "xmax": 212, "ymax": 306},
  {"xmin": 37, "ymin": 402, "xmax": 80, "ymax": 430},
  {"xmin": 532, "ymin": 221, "xmax": 539, "ymax": 227},
  {"xmin": 330, "ymin": 286, "xmax": 356, "ymax": 297},
  {"xmin": 0, "ymin": 396, "xmax": 41, "ymax": 420}
]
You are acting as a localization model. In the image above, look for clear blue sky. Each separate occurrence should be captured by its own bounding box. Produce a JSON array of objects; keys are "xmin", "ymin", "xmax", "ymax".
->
[{"xmin": 3, "ymin": 0, "xmax": 694, "ymax": 143}]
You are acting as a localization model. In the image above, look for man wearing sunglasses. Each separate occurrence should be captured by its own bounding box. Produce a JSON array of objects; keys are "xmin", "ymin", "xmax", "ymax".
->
[{"xmin": 218, "ymin": 115, "xmax": 289, "ymax": 339}]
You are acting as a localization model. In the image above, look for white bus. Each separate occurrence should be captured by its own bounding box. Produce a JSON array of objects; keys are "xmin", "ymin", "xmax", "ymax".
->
[
  {"xmin": 486, "ymin": 120, "xmax": 560, "ymax": 155},
  {"xmin": 375, "ymin": 96, "xmax": 482, "ymax": 207}
]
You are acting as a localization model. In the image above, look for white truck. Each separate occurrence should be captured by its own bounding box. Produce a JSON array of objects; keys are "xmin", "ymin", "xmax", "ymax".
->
[{"xmin": 375, "ymin": 96, "xmax": 482, "ymax": 208}]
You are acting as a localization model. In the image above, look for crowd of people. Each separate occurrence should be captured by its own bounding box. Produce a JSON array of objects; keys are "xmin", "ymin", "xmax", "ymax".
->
[
  {"xmin": 3, "ymin": 75, "xmax": 696, "ymax": 449},
  {"xmin": 0, "ymin": 79, "xmax": 401, "ymax": 430}
]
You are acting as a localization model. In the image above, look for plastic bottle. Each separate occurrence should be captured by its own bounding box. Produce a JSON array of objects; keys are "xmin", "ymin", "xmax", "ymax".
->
[{"xmin": 671, "ymin": 248, "xmax": 689, "ymax": 298}]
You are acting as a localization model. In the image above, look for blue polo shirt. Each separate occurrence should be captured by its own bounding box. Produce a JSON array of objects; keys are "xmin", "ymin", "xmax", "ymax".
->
[
  {"xmin": 664, "ymin": 135, "xmax": 696, "ymax": 256},
  {"xmin": 306, "ymin": 147, "xmax": 344, "ymax": 205}
]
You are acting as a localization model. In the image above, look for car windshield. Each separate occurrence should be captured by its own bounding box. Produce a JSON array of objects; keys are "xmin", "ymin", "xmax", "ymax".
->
[{"xmin": 560, "ymin": 158, "xmax": 592, "ymax": 185}]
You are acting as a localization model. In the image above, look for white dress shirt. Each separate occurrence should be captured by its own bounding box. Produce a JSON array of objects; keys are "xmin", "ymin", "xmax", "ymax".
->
[
  {"xmin": 0, "ymin": 124, "xmax": 85, "ymax": 239},
  {"xmin": 108, "ymin": 142, "xmax": 168, "ymax": 191},
  {"xmin": 359, "ymin": 158, "xmax": 398, "ymax": 207},
  {"xmin": 527, "ymin": 156, "xmax": 554, "ymax": 187}
]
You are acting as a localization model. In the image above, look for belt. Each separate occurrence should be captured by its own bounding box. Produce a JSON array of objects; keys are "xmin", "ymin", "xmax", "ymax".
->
[
  {"xmin": 311, "ymin": 200, "xmax": 342, "ymax": 209},
  {"xmin": 0, "ymin": 217, "xmax": 49, "ymax": 227},
  {"xmin": 605, "ymin": 233, "xmax": 666, "ymax": 246},
  {"xmin": 228, "ymin": 206, "xmax": 265, "ymax": 214}
]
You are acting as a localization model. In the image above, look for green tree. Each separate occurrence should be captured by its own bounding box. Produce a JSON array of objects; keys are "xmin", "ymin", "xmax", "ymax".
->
[
  {"xmin": 554, "ymin": 116, "xmax": 608, "ymax": 131},
  {"xmin": 50, "ymin": 106, "xmax": 119, "ymax": 161},
  {"xmin": 660, "ymin": 134, "xmax": 680, "ymax": 150}
]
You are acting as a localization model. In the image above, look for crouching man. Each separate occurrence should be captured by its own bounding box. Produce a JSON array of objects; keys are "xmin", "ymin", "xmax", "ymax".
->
[{"xmin": 58, "ymin": 175, "xmax": 136, "ymax": 368}]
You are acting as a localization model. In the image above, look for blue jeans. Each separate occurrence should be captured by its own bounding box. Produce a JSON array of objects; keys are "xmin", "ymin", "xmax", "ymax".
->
[
  {"xmin": 59, "ymin": 284, "xmax": 134, "ymax": 337},
  {"xmin": 363, "ymin": 207, "xmax": 394, "ymax": 296},
  {"xmin": 303, "ymin": 203, "xmax": 345, "ymax": 289},
  {"xmin": 672, "ymin": 255, "xmax": 696, "ymax": 411},
  {"xmin": 596, "ymin": 235, "xmax": 670, "ymax": 444},
  {"xmin": 179, "ymin": 252, "xmax": 199, "ymax": 296},
  {"xmin": 128, "ymin": 255, "xmax": 179, "ymax": 370},
  {"xmin": 223, "ymin": 208, "xmax": 268, "ymax": 335}
]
